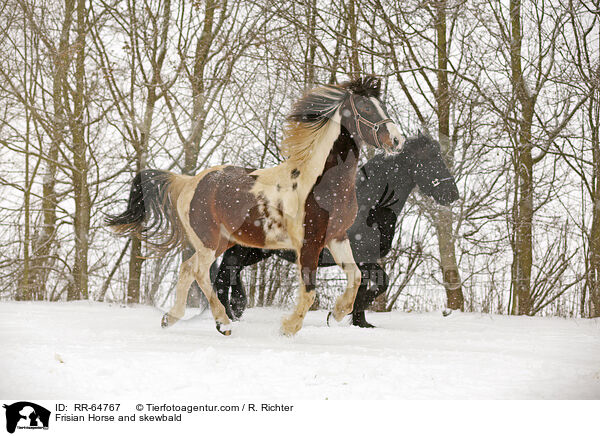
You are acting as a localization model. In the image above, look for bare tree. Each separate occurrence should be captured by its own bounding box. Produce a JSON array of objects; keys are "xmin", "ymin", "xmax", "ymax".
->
[
  {"xmin": 365, "ymin": 0, "xmax": 466, "ymax": 309},
  {"xmin": 66, "ymin": 0, "xmax": 90, "ymax": 300},
  {"xmin": 0, "ymin": 0, "xmax": 86, "ymax": 300},
  {"xmin": 432, "ymin": 0, "xmax": 464, "ymax": 310},
  {"xmin": 0, "ymin": 0, "xmax": 595, "ymax": 319},
  {"xmin": 91, "ymin": 0, "xmax": 174, "ymax": 303},
  {"xmin": 487, "ymin": 0, "xmax": 592, "ymax": 314},
  {"xmin": 559, "ymin": 0, "xmax": 600, "ymax": 317}
]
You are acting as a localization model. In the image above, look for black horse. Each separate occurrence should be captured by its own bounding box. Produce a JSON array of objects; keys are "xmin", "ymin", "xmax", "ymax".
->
[{"xmin": 211, "ymin": 132, "xmax": 460, "ymax": 327}]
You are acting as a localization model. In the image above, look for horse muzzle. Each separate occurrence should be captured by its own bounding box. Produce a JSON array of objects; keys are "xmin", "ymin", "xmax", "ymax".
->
[
  {"xmin": 435, "ymin": 180, "xmax": 460, "ymax": 205},
  {"xmin": 377, "ymin": 122, "xmax": 404, "ymax": 154}
]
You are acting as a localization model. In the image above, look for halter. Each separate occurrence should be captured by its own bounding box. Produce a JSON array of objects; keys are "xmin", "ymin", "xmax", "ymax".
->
[
  {"xmin": 432, "ymin": 177, "xmax": 454, "ymax": 187},
  {"xmin": 349, "ymin": 94, "xmax": 393, "ymax": 149}
]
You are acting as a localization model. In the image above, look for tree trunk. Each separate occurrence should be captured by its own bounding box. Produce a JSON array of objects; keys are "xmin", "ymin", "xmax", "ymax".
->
[
  {"xmin": 127, "ymin": 236, "xmax": 143, "ymax": 304},
  {"xmin": 587, "ymin": 84, "xmax": 600, "ymax": 317},
  {"xmin": 126, "ymin": 150, "xmax": 144, "ymax": 304},
  {"xmin": 589, "ymin": 189, "xmax": 600, "ymax": 317},
  {"xmin": 185, "ymin": 0, "xmax": 215, "ymax": 174},
  {"xmin": 19, "ymin": 13, "xmax": 33, "ymax": 300},
  {"xmin": 68, "ymin": 0, "xmax": 90, "ymax": 300},
  {"xmin": 511, "ymin": 120, "xmax": 534, "ymax": 315},
  {"xmin": 29, "ymin": 116, "xmax": 60, "ymax": 300},
  {"xmin": 434, "ymin": 0, "xmax": 464, "ymax": 310},
  {"xmin": 257, "ymin": 262, "xmax": 265, "ymax": 307},
  {"xmin": 100, "ymin": 239, "xmax": 131, "ymax": 302},
  {"xmin": 22, "ymin": 0, "xmax": 72, "ymax": 300},
  {"xmin": 20, "ymin": 107, "xmax": 32, "ymax": 300},
  {"xmin": 509, "ymin": 0, "xmax": 534, "ymax": 315},
  {"xmin": 126, "ymin": 158, "xmax": 144, "ymax": 305},
  {"xmin": 347, "ymin": 0, "xmax": 361, "ymax": 80},
  {"xmin": 181, "ymin": 0, "xmax": 218, "ymax": 307},
  {"xmin": 123, "ymin": 0, "xmax": 172, "ymax": 304},
  {"xmin": 305, "ymin": 0, "xmax": 317, "ymax": 87}
]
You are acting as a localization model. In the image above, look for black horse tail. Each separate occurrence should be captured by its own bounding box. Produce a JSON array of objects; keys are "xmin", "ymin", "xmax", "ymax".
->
[{"xmin": 105, "ymin": 169, "xmax": 187, "ymax": 254}]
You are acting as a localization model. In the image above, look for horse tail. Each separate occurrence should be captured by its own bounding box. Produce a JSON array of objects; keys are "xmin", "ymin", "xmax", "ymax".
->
[{"xmin": 105, "ymin": 169, "xmax": 187, "ymax": 253}]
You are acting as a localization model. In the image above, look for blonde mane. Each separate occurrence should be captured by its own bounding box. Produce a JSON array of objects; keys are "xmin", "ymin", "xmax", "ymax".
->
[{"xmin": 280, "ymin": 85, "xmax": 348, "ymax": 165}]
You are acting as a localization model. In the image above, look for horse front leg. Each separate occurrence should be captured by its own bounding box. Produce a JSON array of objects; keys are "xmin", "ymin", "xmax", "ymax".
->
[
  {"xmin": 230, "ymin": 268, "xmax": 247, "ymax": 319},
  {"xmin": 213, "ymin": 255, "xmax": 236, "ymax": 321},
  {"xmin": 192, "ymin": 247, "xmax": 232, "ymax": 336},
  {"xmin": 229, "ymin": 246, "xmax": 266, "ymax": 319},
  {"xmin": 280, "ymin": 245, "xmax": 320, "ymax": 336},
  {"xmin": 327, "ymin": 237, "xmax": 362, "ymax": 323},
  {"xmin": 351, "ymin": 263, "xmax": 388, "ymax": 328}
]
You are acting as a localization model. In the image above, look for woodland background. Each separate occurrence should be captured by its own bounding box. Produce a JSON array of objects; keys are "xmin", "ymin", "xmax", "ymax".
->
[{"xmin": 0, "ymin": 0, "xmax": 599, "ymax": 318}]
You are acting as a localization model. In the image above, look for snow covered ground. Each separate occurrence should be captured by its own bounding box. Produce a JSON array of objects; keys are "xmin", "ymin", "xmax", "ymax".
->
[{"xmin": 1, "ymin": 301, "xmax": 599, "ymax": 400}]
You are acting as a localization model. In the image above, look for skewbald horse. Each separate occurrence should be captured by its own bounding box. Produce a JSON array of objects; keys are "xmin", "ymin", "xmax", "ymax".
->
[{"xmin": 106, "ymin": 76, "xmax": 404, "ymax": 336}]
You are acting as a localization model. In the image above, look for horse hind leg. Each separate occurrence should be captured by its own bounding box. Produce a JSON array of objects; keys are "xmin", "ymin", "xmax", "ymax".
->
[
  {"xmin": 162, "ymin": 248, "xmax": 232, "ymax": 335},
  {"xmin": 162, "ymin": 253, "xmax": 199, "ymax": 328}
]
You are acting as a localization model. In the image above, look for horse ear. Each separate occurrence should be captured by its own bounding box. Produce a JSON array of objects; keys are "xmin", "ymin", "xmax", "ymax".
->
[
  {"xmin": 370, "ymin": 76, "xmax": 382, "ymax": 97},
  {"xmin": 372, "ymin": 76, "xmax": 381, "ymax": 91},
  {"xmin": 417, "ymin": 129, "xmax": 431, "ymax": 139},
  {"xmin": 345, "ymin": 75, "xmax": 381, "ymax": 97}
]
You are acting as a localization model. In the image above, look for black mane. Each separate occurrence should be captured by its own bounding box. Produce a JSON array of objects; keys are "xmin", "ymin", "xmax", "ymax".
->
[{"xmin": 340, "ymin": 75, "xmax": 382, "ymax": 98}]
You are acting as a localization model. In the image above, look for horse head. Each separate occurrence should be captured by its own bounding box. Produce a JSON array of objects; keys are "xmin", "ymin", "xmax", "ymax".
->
[
  {"xmin": 403, "ymin": 131, "xmax": 459, "ymax": 205},
  {"xmin": 338, "ymin": 76, "xmax": 404, "ymax": 153}
]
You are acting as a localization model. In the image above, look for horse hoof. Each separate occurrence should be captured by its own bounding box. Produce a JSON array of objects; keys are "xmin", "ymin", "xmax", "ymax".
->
[
  {"xmin": 354, "ymin": 320, "xmax": 376, "ymax": 328},
  {"xmin": 279, "ymin": 328, "xmax": 293, "ymax": 337},
  {"xmin": 216, "ymin": 322, "xmax": 232, "ymax": 336},
  {"xmin": 351, "ymin": 311, "xmax": 376, "ymax": 328},
  {"xmin": 442, "ymin": 308, "xmax": 453, "ymax": 317},
  {"xmin": 326, "ymin": 311, "xmax": 333, "ymax": 326},
  {"xmin": 231, "ymin": 303, "xmax": 246, "ymax": 320},
  {"xmin": 327, "ymin": 309, "xmax": 347, "ymax": 325},
  {"xmin": 161, "ymin": 314, "xmax": 170, "ymax": 328},
  {"xmin": 280, "ymin": 315, "xmax": 302, "ymax": 336}
]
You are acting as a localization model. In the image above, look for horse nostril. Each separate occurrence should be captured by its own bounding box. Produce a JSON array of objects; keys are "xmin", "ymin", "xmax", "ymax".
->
[{"xmin": 393, "ymin": 137, "xmax": 400, "ymax": 147}]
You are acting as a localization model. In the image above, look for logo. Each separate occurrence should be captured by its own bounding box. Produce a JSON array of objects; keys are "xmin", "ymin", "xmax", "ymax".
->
[{"xmin": 3, "ymin": 402, "xmax": 50, "ymax": 434}]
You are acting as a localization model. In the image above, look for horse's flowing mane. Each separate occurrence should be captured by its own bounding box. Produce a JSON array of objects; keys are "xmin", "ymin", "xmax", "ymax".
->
[{"xmin": 280, "ymin": 76, "xmax": 382, "ymax": 164}]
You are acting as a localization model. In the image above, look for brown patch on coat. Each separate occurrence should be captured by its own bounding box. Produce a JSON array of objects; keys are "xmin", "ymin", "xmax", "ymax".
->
[{"xmin": 189, "ymin": 166, "xmax": 267, "ymax": 249}]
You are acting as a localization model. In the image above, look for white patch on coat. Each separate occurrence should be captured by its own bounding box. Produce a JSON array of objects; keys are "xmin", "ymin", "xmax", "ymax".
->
[
  {"xmin": 369, "ymin": 96, "xmax": 404, "ymax": 150},
  {"xmin": 249, "ymin": 110, "xmax": 342, "ymax": 250}
]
